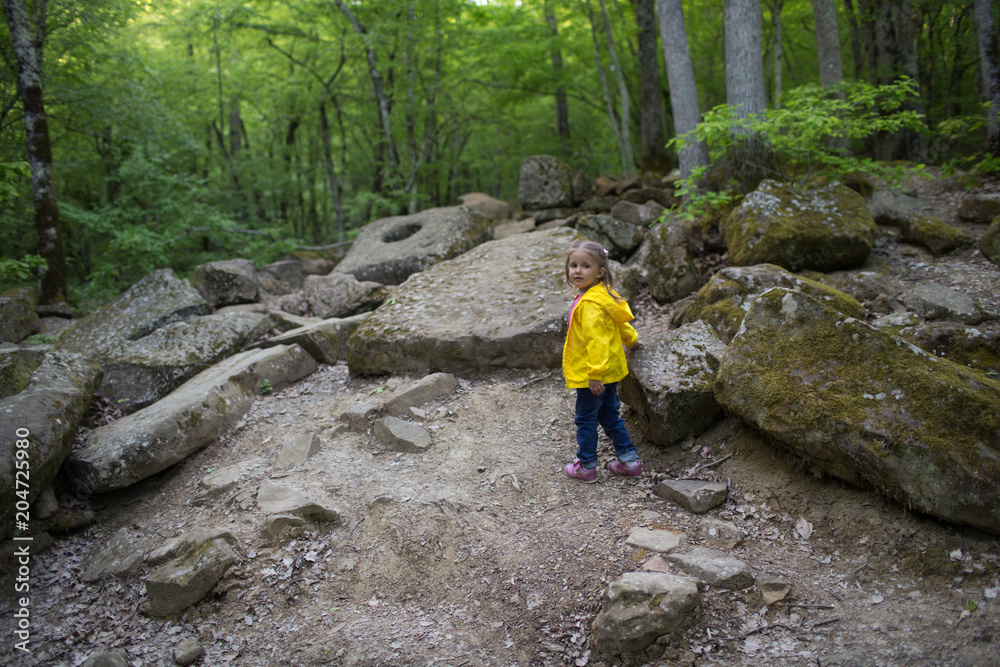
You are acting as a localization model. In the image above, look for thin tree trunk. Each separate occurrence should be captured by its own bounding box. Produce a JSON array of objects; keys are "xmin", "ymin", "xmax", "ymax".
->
[
  {"xmin": 975, "ymin": 0, "xmax": 1000, "ymax": 154},
  {"xmin": 814, "ymin": 0, "xmax": 844, "ymax": 89},
  {"xmin": 771, "ymin": 0, "xmax": 784, "ymax": 107},
  {"xmin": 725, "ymin": 0, "xmax": 771, "ymax": 192},
  {"xmin": 2, "ymin": 0, "xmax": 67, "ymax": 304},
  {"xmin": 636, "ymin": 0, "xmax": 669, "ymax": 172},
  {"xmin": 334, "ymin": 0, "xmax": 398, "ymax": 176},
  {"xmin": 599, "ymin": 0, "xmax": 635, "ymax": 174},
  {"xmin": 655, "ymin": 0, "xmax": 709, "ymax": 183},
  {"xmin": 319, "ymin": 98, "xmax": 343, "ymax": 246},
  {"xmin": 544, "ymin": 0, "xmax": 571, "ymax": 144},
  {"xmin": 843, "ymin": 0, "xmax": 867, "ymax": 80}
]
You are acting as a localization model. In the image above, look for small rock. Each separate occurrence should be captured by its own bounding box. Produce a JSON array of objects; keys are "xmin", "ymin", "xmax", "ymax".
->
[
  {"xmin": 256, "ymin": 479, "xmax": 341, "ymax": 522},
  {"xmin": 81, "ymin": 527, "xmax": 142, "ymax": 582},
  {"xmin": 696, "ymin": 518, "xmax": 743, "ymax": 549},
  {"xmin": 372, "ymin": 416, "xmax": 433, "ymax": 453},
  {"xmin": 665, "ymin": 547, "xmax": 754, "ymax": 589},
  {"xmin": 384, "ymin": 372, "xmax": 457, "ymax": 417},
  {"xmin": 640, "ymin": 554, "xmax": 672, "ymax": 573},
  {"xmin": 80, "ymin": 650, "xmax": 129, "ymax": 667},
  {"xmin": 32, "ymin": 484, "xmax": 59, "ymax": 521},
  {"xmin": 144, "ymin": 537, "xmax": 237, "ymax": 617},
  {"xmin": 261, "ymin": 514, "xmax": 306, "ymax": 544},
  {"xmin": 339, "ymin": 401, "xmax": 379, "ymax": 433},
  {"xmin": 173, "ymin": 637, "xmax": 203, "ymax": 666},
  {"xmin": 625, "ymin": 527, "xmax": 686, "ymax": 554},
  {"xmin": 275, "ymin": 433, "xmax": 321, "ymax": 469},
  {"xmin": 655, "ymin": 479, "xmax": 728, "ymax": 514},
  {"xmin": 758, "ymin": 574, "xmax": 791, "ymax": 604}
]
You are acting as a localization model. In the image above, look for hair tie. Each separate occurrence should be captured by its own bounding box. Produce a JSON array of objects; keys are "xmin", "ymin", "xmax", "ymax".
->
[{"xmin": 602, "ymin": 248, "xmax": 608, "ymax": 256}]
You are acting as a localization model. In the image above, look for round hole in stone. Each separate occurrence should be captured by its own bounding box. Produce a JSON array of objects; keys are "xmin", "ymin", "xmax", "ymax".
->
[{"xmin": 382, "ymin": 223, "xmax": 422, "ymax": 243}]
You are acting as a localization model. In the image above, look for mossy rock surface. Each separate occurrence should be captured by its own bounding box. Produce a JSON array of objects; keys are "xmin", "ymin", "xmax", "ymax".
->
[
  {"xmin": 347, "ymin": 228, "xmax": 580, "ymax": 376},
  {"xmin": 714, "ymin": 288, "xmax": 1000, "ymax": 535},
  {"xmin": 0, "ymin": 287, "xmax": 41, "ymax": 344},
  {"xmin": 723, "ymin": 180, "xmax": 876, "ymax": 272},
  {"xmin": 0, "ymin": 347, "xmax": 45, "ymax": 399},
  {"xmin": 980, "ymin": 215, "xmax": 1000, "ymax": 266},
  {"xmin": 894, "ymin": 322, "xmax": 1000, "ymax": 377},
  {"xmin": 644, "ymin": 220, "xmax": 700, "ymax": 303},
  {"xmin": 518, "ymin": 154, "xmax": 576, "ymax": 210},
  {"xmin": 900, "ymin": 215, "xmax": 974, "ymax": 256},
  {"xmin": 678, "ymin": 264, "xmax": 863, "ymax": 343},
  {"xmin": 191, "ymin": 258, "xmax": 259, "ymax": 307},
  {"xmin": 57, "ymin": 269, "xmax": 211, "ymax": 359},
  {"xmin": 0, "ymin": 352, "xmax": 102, "ymax": 536}
]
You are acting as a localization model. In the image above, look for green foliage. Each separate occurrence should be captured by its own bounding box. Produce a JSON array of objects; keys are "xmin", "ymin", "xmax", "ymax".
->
[
  {"xmin": 0, "ymin": 162, "xmax": 30, "ymax": 207},
  {"xmin": 0, "ymin": 255, "xmax": 47, "ymax": 283},
  {"xmin": 668, "ymin": 79, "xmax": 929, "ymax": 218},
  {"xmin": 259, "ymin": 378, "xmax": 273, "ymax": 394}
]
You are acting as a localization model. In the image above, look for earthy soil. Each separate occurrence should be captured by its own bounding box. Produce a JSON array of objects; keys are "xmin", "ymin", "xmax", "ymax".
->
[{"xmin": 2, "ymin": 170, "xmax": 1000, "ymax": 667}]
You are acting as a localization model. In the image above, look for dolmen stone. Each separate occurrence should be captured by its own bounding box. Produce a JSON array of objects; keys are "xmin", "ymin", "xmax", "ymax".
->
[
  {"xmin": 666, "ymin": 547, "xmax": 754, "ymax": 589},
  {"xmin": 252, "ymin": 313, "xmax": 368, "ymax": 364},
  {"xmin": 346, "ymin": 227, "xmax": 576, "ymax": 375},
  {"xmin": 0, "ymin": 287, "xmax": 41, "ymax": 344},
  {"xmin": 97, "ymin": 311, "xmax": 272, "ymax": 413},
  {"xmin": 715, "ymin": 288, "xmax": 1000, "ymax": 534},
  {"xmin": 303, "ymin": 272, "xmax": 385, "ymax": 319},
  {"xmin": 191, "ymin": 258, "xmax": 259, "ymax": 307},
  {"xmin": 591, "ymin": 572, "xmax": 700, "ymax": 661},
  {"xmin": 68, "ymin": 344, "xmax": 317, "ymax": 495},
  {"xmin": 655, "ymin": 479, "xmax": 729, "ymax": 514},
  {"xmin": 675, "ymin": 264, "xmax": 864, "ymax": 343},
  {"xmin": 620, "ymin": 322, "xmax": 725, "ymax": 446},
  {"xmin": 57, "ymin": 269, "xmax": 212, "ymax": 358},
  {"xmin": 0, "ymin": 352, "xmax": 102, "ymax": 536},
  {"xmin": 334, "ymin": 205, "xmax": 493, "ymax": 285},
  {"xmin": 723, "ymin": 180, "xmax": 877, "ymax": 272}
]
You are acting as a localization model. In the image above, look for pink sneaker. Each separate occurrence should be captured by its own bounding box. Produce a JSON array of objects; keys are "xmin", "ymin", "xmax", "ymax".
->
[
  {"xmin": 564, "ymin": 460, "xmax": 598, "ymax": 483},
  {"xmin": 607, "ymin": 460, "xmax": 642, "ymax": 477}
]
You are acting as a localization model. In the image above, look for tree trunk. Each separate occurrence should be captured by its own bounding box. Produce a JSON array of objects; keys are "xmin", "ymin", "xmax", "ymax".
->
[
  {"xmin": 600, "ymin": 0, "xmax": 635, "ymax": 174},
  {"xmin": 655, "ymin": 0, "xmax": 709, "ymax": 183},
  {"xmin": 975, "ymin": 0, "xmax": 1000, "ymax": 154},
  {"xmin": 843, "ymin": 0, "xmax": 867, "ymax": 80},
  {"xmin": 869, "ymin": 0, "xmax": 926, "ymax": 161},
  {"xmin": 2, "ymin": 0, "xmax": 67, "ymax": 304},
  {"xmin": 334, "ymin": 0, "xmax": 398, "ymax": 176},
  {"xmin": 724, "ymin": 0, "xmax": 771, "ymax": 192},
  {"xmin": 587, "ymin": 0, "xmax": 634, "ymax": 175},
  {"xmin": 544, "ymin": 0, "xmax": 571, "ymax": 144},
  {"xmin": 636, "ymin": 0, "xmax": 669, "ymax": 173},
  {"xmin": 813, "ymin": 0, "xmax": 845, "ymax": 89},
  {"xmin": 771, "ymin": 0, "xmax": 784, "ymax": 107}
]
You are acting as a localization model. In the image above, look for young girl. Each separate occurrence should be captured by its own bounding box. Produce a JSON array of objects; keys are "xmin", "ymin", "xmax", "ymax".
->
[{"xmin": 562, "ymin": 240, "xmax": 643, "ymax": 483}]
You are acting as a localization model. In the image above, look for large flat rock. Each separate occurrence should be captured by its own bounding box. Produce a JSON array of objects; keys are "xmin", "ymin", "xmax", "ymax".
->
[
  {"xmin": 67, "ymin": 345, "xmax": 317, "ymax": 495},
  {"xmin": 347, "ymin": 228, "xmax": 577, "ymax": 375}
]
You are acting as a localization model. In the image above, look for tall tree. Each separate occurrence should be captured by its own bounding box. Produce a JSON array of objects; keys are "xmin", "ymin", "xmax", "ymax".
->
[
  {"xmin": 543, "ymin": 0, "xmax": 571, "ymax": 144},
  {"xmin": 813, "ymin": 0, "xmax": 844, "ymax": 89},
  {"xmin": 770, "ymin": 0, "xmax": 784, "ymax": 107},
  {"xmin": 724, "ymin": 0, "xmax": 771, "ymax": 191},
  {"xmin": 974, "ymin": 0, "xmax": 1000, "ymax": 154},
  {"xmin": 586, "ymin": 0, "xmax": 635, "ymax": 175},
  {"xmin": 655, "ymin": 0, "xmax": 709, "ymax": 182},
  {"xmin": 2, "ymin": 0, "xmax": 67, "ymax": 304},
  {"xmin": 636, "ymin": 0, "xmax": 668, "ymax": 173}
]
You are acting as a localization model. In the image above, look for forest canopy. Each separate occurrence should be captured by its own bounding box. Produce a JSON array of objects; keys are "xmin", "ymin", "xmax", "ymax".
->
[{"xmin": 1, "ymin": 0, "xmax": 996, "ymax": 307}]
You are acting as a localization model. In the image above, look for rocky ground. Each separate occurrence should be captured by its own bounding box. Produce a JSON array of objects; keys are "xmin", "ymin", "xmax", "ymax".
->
[{"xmin": 2, "ymin": 171, "xmax": 1000, "ymax": 667}]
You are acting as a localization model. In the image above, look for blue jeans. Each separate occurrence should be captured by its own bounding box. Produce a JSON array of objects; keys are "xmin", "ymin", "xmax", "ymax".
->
[{"xmin": 574, "ymin": 382, "xmax": 638, "ymax": 469}]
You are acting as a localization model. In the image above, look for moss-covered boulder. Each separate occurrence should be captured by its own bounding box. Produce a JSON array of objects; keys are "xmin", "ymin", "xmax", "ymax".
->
[
  {"xmin": 723, "ymin": 180, "xmax": 876, "ymax": 272},
  {"xmin": 0, "ymin": 287, "xmax": 41, "ymax": 344},
  {"xmin": 900, "ymin": 283, "xmax": 994, "ymax": 325},
  {"xmin": 67, "ymin": 344, "xmax": 316, "ymax": 495},
  {"xmin": 890, "ymin": 322, "xmax": 1000, "ymax": 378},
  {"xmin": 620, "ymin": 322, "xmax": 726, "ymax": 445},
  {"xmin": 0, "ymin": 347, "xmax": 45, "ymax": 399},
  {"xmin": 980, "ymin": 215, "xmax": 1000, "ymax": 266},
  {"xmin": 958, "ymin": 193, "xmax": 1000, "ymax": 223},
  {"xmin": 867, "ymin": 189, "xmax": 948, "ymax": 227},
  {"xmin": 575, "ymin": 213, "xmax": 644, "ymax": 260},
  {"xmin": 715, "ymin": 288, "xmax": 1000, "ymax": 535},
  {"xmin": 0, "ymin": 352, "xmax": 102, "ymax": 536},
  {"xmin": 899, "ymin": 215, "xmax": 974, "ymax": 256},
  {"xmin": 335, "ymin": 206, "xmax": 493, "ymax": 286},
  {"xmin": 347, "ymin": 228, "xmax": 578, "ymax": 376},
  {"xmin": 97, "ymin": 311, "xmax": 272, "ymax": 413},
  {"xmin": 191, "ymin": 258, "xmax": 259, "ymax": 307},
  {"xmin": 644, "ymin": 220, "xmax": 701, "ymax": 303},
  {"xmin": 57, "ymin": 269, "xmax": 212, "ymax": 359},
  {"xmin": 675, "ymin": 264, "xmax": 864, "ymax": 343},
  {"xmin": 303, "ymin": 272, "xmax": 387, "ymax": 319},
  {"xmin": 518, "ymin": 154, "xmax": 575, "ymax": 210}
]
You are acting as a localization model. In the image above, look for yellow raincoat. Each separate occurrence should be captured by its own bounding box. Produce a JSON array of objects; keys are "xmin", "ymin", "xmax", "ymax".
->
[{"xmin": 562, "ymin": 284, "xmax": 638, "ymax": 389}]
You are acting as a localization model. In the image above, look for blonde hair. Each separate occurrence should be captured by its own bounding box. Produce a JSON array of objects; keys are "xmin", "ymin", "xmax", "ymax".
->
[{"xmin": 565, "ymin": 240, "xmax": 621, "ymax": 301}]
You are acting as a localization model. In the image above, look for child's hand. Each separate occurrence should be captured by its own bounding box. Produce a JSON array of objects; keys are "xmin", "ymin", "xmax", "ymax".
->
[
  {"xmin": 589, "ymin": 379, "xmax": 605, "ymax": 396},
  {"xmin": 626, "ymin": 341, "xmax": 644, "ymax": 357}
]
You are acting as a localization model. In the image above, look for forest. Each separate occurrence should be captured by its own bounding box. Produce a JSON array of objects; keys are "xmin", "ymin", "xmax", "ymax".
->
[{"xmin": 1, "ymin": 0, "xmax": 997, "ymax": 309}]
